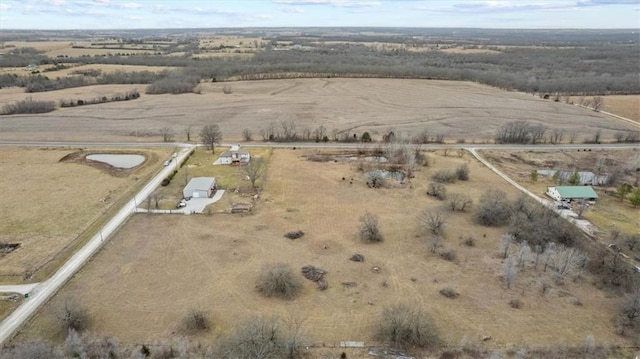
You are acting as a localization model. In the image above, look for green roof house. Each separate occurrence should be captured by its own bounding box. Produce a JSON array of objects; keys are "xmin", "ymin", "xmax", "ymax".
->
[{"xmin": 546, "ymin": 186, "xmax": 598, "ymax": 202}]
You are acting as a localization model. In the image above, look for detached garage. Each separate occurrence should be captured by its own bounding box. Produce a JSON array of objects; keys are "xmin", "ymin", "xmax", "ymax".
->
[
  {"xmin": 183, "ymin": 177, "xmax": 216, "ymax": 199},
  {"xmin": 547, "ymin": 186, "xmax": 598, "ymax": 202}
]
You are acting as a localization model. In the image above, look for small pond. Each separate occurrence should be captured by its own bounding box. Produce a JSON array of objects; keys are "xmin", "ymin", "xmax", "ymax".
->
[
  {"xmin": 367, "ymin": 169, "xmax": 406, "ymax": 181},
  {"xmin": 86, "ymin": 154, "xmax": 145, "ymax": 169}
]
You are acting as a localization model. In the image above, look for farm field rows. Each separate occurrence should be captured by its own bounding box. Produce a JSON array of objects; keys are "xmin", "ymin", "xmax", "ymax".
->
[
  {"xmin": 13, "ymin": 149, "xmax": 629, "ymax": 351},
  {"xmin": 0, "ymin": 79, "xmax": 637, "ymax": 143}
]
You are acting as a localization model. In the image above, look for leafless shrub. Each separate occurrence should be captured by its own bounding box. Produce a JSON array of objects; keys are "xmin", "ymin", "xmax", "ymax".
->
[
  {"xmin": 427, "ymin": 182, "xmax": 447, "ymax": 200},
  {"xmin": 474, "ymin": 189, "xmax": 511, "ymax": 226},
  {"xmin": 432, "ymin": 170, "xmax": 457, "ymax": 183},
  {"xmin": 439, "ymin": 287, "xmax": 459, "ymax": 298},
  {"xmin": 58, "ymin": 301, "xmax": 90, "ymax": 332},
  {"xmin": 1, "ymin": 97, "xmax": 56, "ymax": 115},
  {"xmin": 440, "ymin": 249, "xmax": 457, "ymax": 262},
  {"xmin": 1, "ymin": 342, "xmax": 58, "ymax": 359},
  {"xmin": 242, "ymin": 128, "xmax": 252, "ymax": 141},
  {"xmin": 359, "ymin": 212, "xmax": 383, "ymax": 242},
  {"xmin": 216, "ymin": 316, "xmax": 308, "ymax": 359},
  {"xmin": 182, "ymin": 309, "xmax": 210, "ymax": 334},
  {"xmin": 256, "ymin": 263, "xmax": 302, "ymax": 300},
  {"xmin": 284, "ymin": 230, "xmax": 305, "ymax": 240},
  {"xmin": 509, "ymin": 299, "xmax": 523, "ymax": 309},
  {"xmin": 616, "ymin": 290, "xmax": 640, "ymax": 337},
  {"xmin": 419, "ymin": 210, "xmax": 446, "ymax": 236},
  {"xmin": 427, "ymin": 235, "xmax": 443, "ymax": 254},
  {"xmin": 462, "ymin": 236, "xmax": 475, "ymax": 247},
  {"xmin": 448, "ymin": 193, "xmax": 473, "ymax": 211},
  {"xmin": 376, "ymin": 304, "xmax": 441, "ymax": 350},
  {"xmin": 455, "ymin": 164, "xmax": 470, "ymax": 181},
  {"xmin": 222, "ymin": 85, "xmax": 232, "ymax": 94},
  {"xmin": 63, "ymin": 329, "xmax": 123, "ymax": 359}
]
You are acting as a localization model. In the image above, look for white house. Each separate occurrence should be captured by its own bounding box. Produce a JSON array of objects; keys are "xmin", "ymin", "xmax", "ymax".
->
[
  {"xmin": 218, "ymin": 149, "xmax": 251, "ymax": 165},
  {"xmin": 183, "ymin": 177, "xmax": 216, "ymax": 199},
  {"xmin": 546, "ymin": 186, "xmax": 598, "ymax": 202}
]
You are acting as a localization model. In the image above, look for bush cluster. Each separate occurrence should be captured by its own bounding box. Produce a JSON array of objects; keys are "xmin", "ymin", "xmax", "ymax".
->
[
  {"xmin": 1, "ymin": 97, "xmax": 56, "ymax": 115},
  {"xmin": 60, "ymin": 90, "xmax": 140, "ymax": 108}
]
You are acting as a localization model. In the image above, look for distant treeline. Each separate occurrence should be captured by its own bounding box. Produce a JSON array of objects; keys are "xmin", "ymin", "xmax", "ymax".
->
[{"xmin": 1, "ymin": 31, "xmax": 638, "ymax": 95}]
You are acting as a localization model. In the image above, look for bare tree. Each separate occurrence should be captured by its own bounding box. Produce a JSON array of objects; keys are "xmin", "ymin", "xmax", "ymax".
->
[
  {"xmin": 576, "ymin": 199, "xmax": 588, "ymax": 219},
  {"xmin": 550, "ymin": 244, "xmax": 588, "ymax": 284},
  {"xmin": 550, "ymin": 129, "xmax": 564, "ymax": 144},
  {"xmin": 242, "ymin": 128, "xmax": 252, "ymax": 141},
  {"xmin": 244, "ymin": 158, "xmax": 266, "ymax": 189},
  {"xmin": 280, "ymin": 119, "xmax": 297, "ymax": 141},
  {"xmin": 500, "ymin": 233, "xmax": 515, "ymax": 259},
  {"xmin": 448, "ymin": 193, "xmax": 472, "ymax": 212},
  {"xmin": 184, "ymin": 125, "xmax": 192, "ymax": 142},
  {"xmin": 419, "ymin": 210, "xmax": 446, "ymax": 236},
  {"xmin": 530, "ymin": 125, "xmax": 547, "ymax": 144},
  {"xmin": 160, "ymin": 127, "xmax": 174, "ymax": 142},
  {"xmin": 359, "ymin": 212, "xmax": 383, "ymax": 242},
  {"xmin": 312, "ymin": 125, "xmax": 327, "ymax": 142},
  {"xmin": 592, "ymin": 96, "xmax": 603, "ymax": 112},
  {"xmin": 503, "ymin": 255, "xmax": 518, "ymax": 289},
  {"xmin": 200, "ymin": 124, "xmax": 223, "ymax": 153},
  {"xmin": 592, "ymin": 129, "xmax": 602, "ymax": 144}
]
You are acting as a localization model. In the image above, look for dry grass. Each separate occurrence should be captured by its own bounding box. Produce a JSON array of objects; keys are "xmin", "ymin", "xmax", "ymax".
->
[
  {"xmin": 0, "ymin": 64, "xmax": 174, "ymax": 77},
  {"xmin": 0, "ymin": 79, "xmax": 637, "ymax": 143},
  {"xmin": 0, "ymin": 84, "xmax": 147, "ymax": 107},
  {"xmin": 0, "ymin": 146, "xmax": 172, "ymax": 282},
  {"xmin": 13, "ymin": 149, "xmax": 629, "ymax": 349},
  {"xmin": 602, "ymin": 95, "xmax": 640, "ymax": 123}
]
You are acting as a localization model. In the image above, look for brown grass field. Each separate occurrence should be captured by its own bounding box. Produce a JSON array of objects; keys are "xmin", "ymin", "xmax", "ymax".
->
[
  {"xmin": 0, "ymin": 64, "xmax": 174, "ymax": 77},
  {"xmin": 0, "ymin": 146, "xmax": 172, "ymax": 283},
  {"xmin": 0, "ymin": 79, "xmax": 637, "ymax": 143},
  {"xmin": 602, "ymin": 95, "xmax": 640, "ymax": 123},
  {"xmin": 14, "ymin": 149, "xmax": 631, "ymax": 352}
]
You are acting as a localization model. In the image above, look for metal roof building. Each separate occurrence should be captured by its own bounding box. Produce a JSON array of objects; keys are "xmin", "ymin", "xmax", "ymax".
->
[{"xmin": 183, "ymin": 177, "xmax": 216, "ymax": 199}]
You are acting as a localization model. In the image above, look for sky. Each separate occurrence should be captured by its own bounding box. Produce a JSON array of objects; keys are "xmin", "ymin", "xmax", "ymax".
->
[{"xmin": 0, "ymin": 0, "xmax": 638, "ymax": 30}]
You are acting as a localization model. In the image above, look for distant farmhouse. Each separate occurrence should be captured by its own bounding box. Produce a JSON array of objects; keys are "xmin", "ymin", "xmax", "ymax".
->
[
  {"xmin": 217, "ymin": 145, "xmax": 250, "ymax": 165},
  {"xmin": 183, "ymin": 177, "xmax": 216, "ymax": 199},
  {"xmin": 547, "ymin": 186, "xmax": 598, "ymax": 202}
]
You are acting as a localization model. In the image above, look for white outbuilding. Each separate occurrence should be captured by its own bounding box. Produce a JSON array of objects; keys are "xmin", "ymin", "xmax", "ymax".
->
[{"xmin": 183, "ymin": 177, "xmax": 216, "ymax": 199}]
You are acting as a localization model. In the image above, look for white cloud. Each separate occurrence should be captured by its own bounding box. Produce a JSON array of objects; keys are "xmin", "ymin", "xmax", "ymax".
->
[
  {"xmin": 282, "ymin": 6, "xmax": 305, "ymax": 13},
  {"xmin": 274, "ymin": 0, "xmax": 381, "ymax": 8},
  {"xmin": 123, "ymin": 2, "xmax": 142, "ymax": 9},
  {"xmin": 0, "ymin": 3, "xmax": 11, "ymax": 10}
]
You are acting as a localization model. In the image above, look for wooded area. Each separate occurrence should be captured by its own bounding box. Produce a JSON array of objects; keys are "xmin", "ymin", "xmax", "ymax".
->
[{"xmin": 1, "ymin": 28, "xmax": 637, "ymax": 95}]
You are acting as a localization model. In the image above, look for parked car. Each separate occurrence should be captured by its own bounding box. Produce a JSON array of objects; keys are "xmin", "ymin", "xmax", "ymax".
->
[
  {"xmin": 163, "ymin": 160, "xmax": 172, "ymax": 167},
  {"xmin": 176, "ymin": 199, "xmax": 187, "ymax": 208}
]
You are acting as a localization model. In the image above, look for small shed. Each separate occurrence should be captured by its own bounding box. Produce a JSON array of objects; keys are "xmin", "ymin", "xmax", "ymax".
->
[
  {"xmin": 547, "ymin": 186, "xmax": 598, "ymax": 202},
  {"xmin": 183, "ymin": 177, "xmax": 216, "ymax": 199}
]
